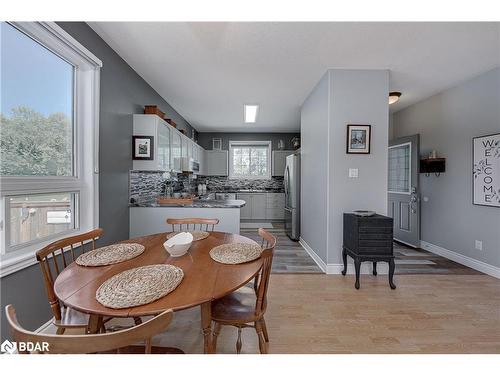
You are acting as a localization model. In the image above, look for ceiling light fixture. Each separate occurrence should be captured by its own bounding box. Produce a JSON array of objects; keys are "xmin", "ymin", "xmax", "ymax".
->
[
  {"xmin": 244, "ymin": 104, "xmax": 259, "ymax": 123},
  {"xmin": 389, "ymin": 92, "xmax": 402, "ymax": 105}
]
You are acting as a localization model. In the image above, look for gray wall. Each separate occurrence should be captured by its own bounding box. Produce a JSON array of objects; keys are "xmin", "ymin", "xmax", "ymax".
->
[
  {"xmin": 1, "ymin": 22, "xmax": 194, "ymax": 339},
  {"xmin": 300, "ymin": 73, "xmax": 330, "ymax": 263},
  {"xmin": 327, "ymin": 70, "xmax": 389, "ymax": 264},
  {"xmin": 300, "ymin": 70, "xmax": 389, "ymax": 266},
  {"xmin": 197, "ymin": 132, "xmax": 300, "ymax": 151},
  {"xmin": 393, "ymin": 67, "xmax": 500, "ymax": 268}
]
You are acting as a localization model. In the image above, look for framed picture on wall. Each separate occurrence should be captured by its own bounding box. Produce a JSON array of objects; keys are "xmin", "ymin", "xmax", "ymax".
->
[
  {"xmin": 346, "ymin": 124, "xmax": 371, "ymax": 154},
  {"xmin": 132, "ymin": 135, "xmax": 154, "ymax": 160},
  {"xmin": 473, "ymin": 133, "xmax": 500, "ymax": 207}
]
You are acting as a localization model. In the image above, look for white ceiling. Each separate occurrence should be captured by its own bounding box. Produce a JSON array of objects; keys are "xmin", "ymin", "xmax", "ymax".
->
[{"xmin": 89, "ymin": 22, "xmax": 500, "ymax": 133}]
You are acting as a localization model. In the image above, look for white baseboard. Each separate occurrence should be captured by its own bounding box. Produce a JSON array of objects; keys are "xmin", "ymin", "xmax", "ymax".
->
[
  {"xmin": 421, "ymin": 241, "xmax": 500, "ymax": 279},
  {"xmin": 298, "ymin": 238, "xmax": 388, "ymax": 275},
  {"xmin": 299, "ymin": 237, "xmax": 326, "ymax": 272}
]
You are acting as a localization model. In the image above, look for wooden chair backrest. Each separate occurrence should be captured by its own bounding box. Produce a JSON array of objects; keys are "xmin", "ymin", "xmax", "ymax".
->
[
  {"xmin": 166, "ymin": 218, "xmax": 219, "ymax": 232},
  {"xmin": 35, "ymin": 228, "xmax": 103, "ymax": 320},
  {"xmin": 255, "ymin": 228, "xmax": 277, "ymax": 317},
  {"xmin": 5, "ymin": 304, "xmax": 173, "ymax": 354}
]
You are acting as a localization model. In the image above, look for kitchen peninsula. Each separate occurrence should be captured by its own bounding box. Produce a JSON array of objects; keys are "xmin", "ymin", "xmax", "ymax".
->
[{"xmin": 130, "ymin": 198, "xmax": 245, "ymax": 237}]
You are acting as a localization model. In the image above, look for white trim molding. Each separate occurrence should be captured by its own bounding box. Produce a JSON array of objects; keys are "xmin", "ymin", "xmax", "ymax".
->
[
  {"xmin": 299, "ymin": 237, "xmax": 388, "ymax": 275},
  {"xmin": 299, "ymin": 237, "xmax": 326, "ymax": 272},
  {"xmin": 421, "ymin": 241, "xmax": 500, "ymax": 279}
]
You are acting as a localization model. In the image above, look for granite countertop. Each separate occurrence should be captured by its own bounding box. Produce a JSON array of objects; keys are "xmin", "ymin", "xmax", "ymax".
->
[
  {"xmin": 208, "ymin": 189, "xmax": 284, "ymax": 193},
  {"xmin": 130, "ymin": 199, "xmax": 246, "ymax": 208}
]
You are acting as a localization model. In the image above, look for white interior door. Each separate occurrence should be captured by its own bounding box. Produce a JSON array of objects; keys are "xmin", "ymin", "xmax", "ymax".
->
[{"xmin": 388, "ymin": 134, "xmax": 420, "ymax": 247}]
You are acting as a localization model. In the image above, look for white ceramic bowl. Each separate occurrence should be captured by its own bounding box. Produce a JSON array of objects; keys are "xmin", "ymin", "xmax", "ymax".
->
[{"xmin": 163, "ymin": 232, "xmax": 193, "ymax": 257}]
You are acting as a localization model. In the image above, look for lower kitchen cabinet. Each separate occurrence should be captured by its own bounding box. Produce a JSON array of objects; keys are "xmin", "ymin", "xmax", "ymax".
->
[
  {"xmin": 237, "ymin": 193, "xmax": 254, "ymax": 219},
  {"xmin": 237, "ymin": 192, "xmax": 285, "ymax": 220},
  {"xmin": 251, "ymin": 193, "xmax": 266, "ymax": 219}
]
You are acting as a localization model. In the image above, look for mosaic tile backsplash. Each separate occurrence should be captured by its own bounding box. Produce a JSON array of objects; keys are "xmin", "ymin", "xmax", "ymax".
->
[{"xmin": 129, "ymin": 171, "xmax": 284, "ymax": 203}]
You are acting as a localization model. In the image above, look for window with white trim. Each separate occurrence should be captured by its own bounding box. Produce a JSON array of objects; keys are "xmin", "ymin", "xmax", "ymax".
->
[
  {"xmin": 0, "ymin": 22, "xmax": 101, "ymax": 276},
  {"xmin": 229, "ymin": 141, "xmax": 271, "ymax": 179}
]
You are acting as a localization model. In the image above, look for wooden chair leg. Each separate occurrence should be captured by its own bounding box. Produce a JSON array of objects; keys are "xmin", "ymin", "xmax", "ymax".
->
[
  {"xmin": 212, "ymin": 322, "xmax": 222, "ymax": 353},
  {"xmin": 56, "ymin": 327, "xmax": 65, "ymax": 335},
  {"xmin": 255, "ymin": 321, "xmax": 267, "ymax": 354},
  {"xmin": 260, "ymin": 318, "xmax": 269, "ymax": 343},
  {"xmin": 145, "ymin": 338, "xmax": 152, "ymax": 354},
  {"xmin": 236, "ymin": 327, "xmax": 243, "ymax": 354}
]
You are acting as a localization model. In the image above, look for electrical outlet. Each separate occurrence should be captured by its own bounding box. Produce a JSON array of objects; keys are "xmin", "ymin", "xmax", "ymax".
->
[
  {"xmin": 475, "ymin": 240, "xmax": 483, "ymax": 251},
  {"xmin": 349, "ymin": 168, "xmax": 359, "ymax": 178}
]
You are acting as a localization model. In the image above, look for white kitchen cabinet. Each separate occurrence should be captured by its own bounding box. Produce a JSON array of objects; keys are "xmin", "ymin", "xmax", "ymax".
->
[
  {"xmin": 181, "ymin": 136, "xmax": 189, "ymax": 159},
  {"xmin": 206, "ymin": 150, "xmax": 228, "ymax": 176},
  {"xmin": 237, "ymin": 192, "xmax": 283, "ymax": 220},
  {"xmin": 133, "ymin": 114, "xmax": 171, "ymax": 171},
  {"xmin": 171, "ymin": 130, "xmax": 182, "ymax": 172},
  {"xmin": 272, "ymin": 150, "xmax": 294, "ymax": 176},
  {"xmin": 238, "ymin": 193, "xmax": 253, "ymax": 219},
  {"xmin": 251, "ymin": 193, "xmax": 266, "ymax": 219},
  {"xmin": 133, "ymin": 114, "xmax": 205, "ymax": 173},
  {"xmin": 198, "ymin": 148, "xmax": 207, "ymax": 175}
]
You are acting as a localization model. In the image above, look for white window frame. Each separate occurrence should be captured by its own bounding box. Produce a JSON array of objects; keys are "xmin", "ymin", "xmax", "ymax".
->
[
  {"xmin": 0, "ymin": 22, "xmax": 102, "ymax": 277},
  {"xmin": 228, "ymin": 141, "xmax": 272, "ymax": 180}
]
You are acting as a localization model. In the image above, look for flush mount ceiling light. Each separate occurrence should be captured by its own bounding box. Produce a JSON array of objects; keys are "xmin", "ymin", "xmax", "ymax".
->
[
  {"xmin": 389, "ymin": 92, "xmax": 402, "ymax": 105},
  {"xmin": 244, "ymin": 104, "xmax": 259, "ymax": 123}
]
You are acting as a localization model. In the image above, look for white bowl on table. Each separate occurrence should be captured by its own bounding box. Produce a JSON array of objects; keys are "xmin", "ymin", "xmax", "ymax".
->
[{"xmin": 163, "ymin": 232, "xmax": 193, "ymax": 257}]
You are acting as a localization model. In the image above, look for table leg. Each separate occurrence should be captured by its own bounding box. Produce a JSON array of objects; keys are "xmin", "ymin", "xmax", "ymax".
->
[
  {"xmin": 200, "ymin": 302, "xmax": 214, "ymax": 354},
  {"xmin": 341, "ymin": 247, "xmax": 348, "ymax": 276},
  {"xmin": 87, "ymin": 314, "xmax": 103, "ymax": 334}
]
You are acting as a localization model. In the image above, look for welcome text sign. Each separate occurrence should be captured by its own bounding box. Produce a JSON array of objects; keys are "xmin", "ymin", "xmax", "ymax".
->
[{"xmin": 473, "ymin": 133, "xmax": 500, "ymax": 207}]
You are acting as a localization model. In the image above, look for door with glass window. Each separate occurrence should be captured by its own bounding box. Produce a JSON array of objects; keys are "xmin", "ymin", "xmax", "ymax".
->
[{"xmin": 388, "ymin": 134, "xmax": 420, "ymax": 247}]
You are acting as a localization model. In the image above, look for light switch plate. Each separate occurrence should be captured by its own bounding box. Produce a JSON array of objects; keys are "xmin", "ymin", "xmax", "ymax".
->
[
  {"xmin": 475, "ymin": 240, "xmax": 483, "ymax": 251},
  {"xmin": 349, "ymin": 168, "xmax": 359, "ymax": 178}
]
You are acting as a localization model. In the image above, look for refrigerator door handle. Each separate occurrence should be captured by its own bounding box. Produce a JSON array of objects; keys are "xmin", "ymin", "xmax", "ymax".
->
[{"xmin": 284, "ymin": 165, "xmax": 289, "ymax": 201}]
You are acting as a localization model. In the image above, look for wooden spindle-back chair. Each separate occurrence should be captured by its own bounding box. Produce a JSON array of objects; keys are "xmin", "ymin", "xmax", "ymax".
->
[
  {"xmin": 5, "ymin": 305, "xmax": 178, "ymax": 354},
  {"xmin": 36, "ymin": 228, "xmax": 104, "ymax": 334},
  {"xmin": 166, "ymin": 218, "xmax": 219, "ymax": 232},
  {"xmin": 211, "ymin": 228, "xmax": 276, "ymax": 354}
]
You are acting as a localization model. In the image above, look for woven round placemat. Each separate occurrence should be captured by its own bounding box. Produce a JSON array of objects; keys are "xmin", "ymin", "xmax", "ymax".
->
[
  {"xmin": 96, "ymin": 264, "xmax": 184, "ymax": 309},
  {"xmin": 209, "ymin": 243, "xmax": 262, "ymax": 265},
  {"xmin": 76, "ymin": 243, "xmax": 145, "ymax": 267},
  {"xmin": 166, "ymin": 230, "xmax": 210, "ymax": 241}
]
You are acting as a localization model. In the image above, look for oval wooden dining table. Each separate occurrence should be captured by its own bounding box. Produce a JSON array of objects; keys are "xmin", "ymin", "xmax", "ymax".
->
[{"xmin": 53, "ymin": 231, "xmax": 263, "ymax": 354}]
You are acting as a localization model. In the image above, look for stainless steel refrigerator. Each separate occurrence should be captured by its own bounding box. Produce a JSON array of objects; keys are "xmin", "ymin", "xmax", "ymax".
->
[{"xmin": 284, "ymin": 152, "xmax": 300, "ymax": 240}]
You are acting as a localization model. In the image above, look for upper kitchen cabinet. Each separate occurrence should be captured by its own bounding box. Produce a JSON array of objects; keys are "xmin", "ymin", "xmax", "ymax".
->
[
  {"xmin": 272, "ymin": 150, "xmax": 294, "ymax": 176},
  {"xmin": 206, "ymin": 150, "xmax": 228, "ymax": 176},
  {"xmin": 133, "ymin": 114, "xmax": 171, "ymax": 171},
  {"xmin": 171, "ymin": 130, "xmax": 182, "ymax": 172}
]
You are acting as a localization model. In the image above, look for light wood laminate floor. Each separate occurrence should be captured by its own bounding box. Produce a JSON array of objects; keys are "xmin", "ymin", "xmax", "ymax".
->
[{"xmin": 89, "ymin": 273, "xmax": 500, "ymax": 354}]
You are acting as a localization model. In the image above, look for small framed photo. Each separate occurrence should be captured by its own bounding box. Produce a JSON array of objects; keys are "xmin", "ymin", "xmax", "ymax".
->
[
  {"xmin": 346, "ymin": 124, "xmax": 371, "ymax": 154},
  {"xmin": 132, "ymin": 136, "xmax": 154, "ymax": 160},
  {"xmin": 212, "ymin": 138, "xmax": 222, "ymax": 150}
]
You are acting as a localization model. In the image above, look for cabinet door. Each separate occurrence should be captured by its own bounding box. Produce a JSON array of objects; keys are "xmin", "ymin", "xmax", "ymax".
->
[
  {"xmin": 272, "ymin": 151, "xmax": 293, "ymax": 176},
  {"xmin": 207, "ymin": 151, "xmax": 228, "ymax": 176},
  {"xmin": 157, "ymin": 124, "xmax": 170, "ymax": 171},
  {"xmin": 171, "ymin": 131, "xmax": 182, "ymax": 171},
  {"xmin": 237, "ymin": 194, "xmax": 253, "ymax": 219},
  {"xmin": 182, "ymin": 137, "xmax": 189, "ymax": 159},
  {"xmin": 251, "ymin": 194, "xmax": 267, "ymax": 219}
]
